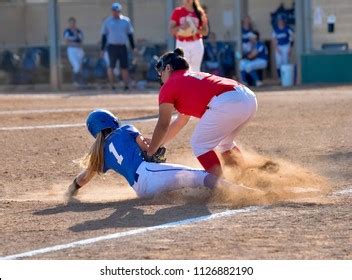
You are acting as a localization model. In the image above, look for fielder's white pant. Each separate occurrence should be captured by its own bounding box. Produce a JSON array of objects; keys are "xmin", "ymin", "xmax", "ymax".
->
[
  {"xmin": 275, "ymin": 44, "xmax": 290, "ymax": 70},
  {"xmin": 132, "ymin": 161, "xmax": 208, "ymax": 198},
  {"xmin": 191, "ymin": 85, "xmax": 257, "ymax": 156},
  {"xmin": 176, "ymin": 39, "xmax": 204, "ymax": 72},
  {"xmin": 67, "ymin": 47, "xmax": 84, "ymax": 73},
  {"xmin": 240, "ymin": 58, "xmax": 268, "ymax": 73}
]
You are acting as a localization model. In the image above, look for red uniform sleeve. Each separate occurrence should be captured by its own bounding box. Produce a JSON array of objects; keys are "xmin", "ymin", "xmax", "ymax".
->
[
  {"xmin": 170, "ymin": 8, "xmax": 181, "ymax": 25},
  {"xmin": 159, "ymin": 82, "xmax": 175, "ymax": 105}
]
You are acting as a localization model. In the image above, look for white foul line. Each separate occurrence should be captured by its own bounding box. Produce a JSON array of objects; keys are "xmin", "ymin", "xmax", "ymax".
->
[
  {"xmin": 0, "ymin": 106, "xmax": 158, "ymax": 115},
  {"xmin": 0, "ymin": 114, "xmax": 179, "ymax": 131},
  {"xmin": 333, "ymin": 186, "xmax": 352, "ymax": 195},
  {"xmin": 0, "ymin": 207, "xmax": 261, "ymax": 260},
  {"xmin": 0, "ymin": 123, "xmax": 85, "ymax": 131},
  {"xmin": 0, "ymin": 117, "xmax": 160, "ymax": 131}
]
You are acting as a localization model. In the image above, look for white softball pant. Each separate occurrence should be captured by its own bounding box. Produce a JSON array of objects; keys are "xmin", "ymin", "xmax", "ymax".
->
[
  {"xmin": 240, "ymin": 58, "xmax": 268, "ymax": 73},
  {"xmin": 132, "ymin": 161, "xmax": 208, "ymax": 198},
  {"xmin": 191, "ymin": 85, "xmax": 257, "ymax": 156},
  {"xmin": 67, "ymin": 47, "xmax": 84, "ymax": 73},
  {"xmin": 275, "ymin": 44, "xmax": 290, "ymax": 70},
  {"xmin": 176, "ymin": 39, "xmax": 204, "ymax": 72}
]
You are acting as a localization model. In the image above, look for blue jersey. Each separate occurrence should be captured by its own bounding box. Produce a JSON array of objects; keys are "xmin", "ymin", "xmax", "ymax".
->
[
  {"xmin": 63, "ymin": 28, "xmax": 84, "ymax": 44},
  {"xmin": 241, "ymin": 28, "xmax": 255, "ymax": 44},
  {"xmin": 272, "ymin": 26, "xmax": 293, "ymax": 46},
  {"xmin": 102, "ymin": 125, "xmax": 144, "ymax": 186},
  {"xmin": 255, "ymin": 42, "xmax": 268, "ymax": 60}
]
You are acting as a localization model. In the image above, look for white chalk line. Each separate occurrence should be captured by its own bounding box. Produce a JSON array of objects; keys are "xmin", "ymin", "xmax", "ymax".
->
[
  {"xmin": 0, "ymin": 114, "xmax": 179, "ymax": 131},
  {"xmin": 0, "ymin": 117, "xmax": 160, "ymax": 131},
  {"xmin": 0, "ymin": 206, "xmax": 261, "ymax": 260},
  {"xmin": 0, "ymin": 123, "xmax": 85, "ymax": 131},
  {"xmin": 333, "ymin": 186, "xmax": 352, "ymax": 196},
  {"xmin": 0, "ymin": 93, "xmax": 158, "ymax": 98},
  {"xmin": 0, "ymin": 106, "xmax": 158, "ymax": 115}
]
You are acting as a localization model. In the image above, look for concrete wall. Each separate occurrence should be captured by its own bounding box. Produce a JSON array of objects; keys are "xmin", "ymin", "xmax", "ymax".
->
[
  {"xmin": 311, "ymin": 0, "xmax": 352, "ymax": 50},
  {"xmin": 24, "ymin": 3, "xmax": 48, "ymax": 45},
  {"xmin": 0, "ymin": 0, "xmax": 237, "ymax": 46},
  {"xmin": 0, "ymin": 3, "xmax": 26, "ymax": 46},
  {"xmin": 201, "ymin": 0, "xmax": 236, "ymax": 40},
  {"xmin": 248, "ymin": 0, "xmax": 294, "ymax": 40},
  {"xmin": 131, "ymin": 0, "xmax": 167, "ymax": 43},
  {"xmin": 0, "ymin": 0, "xmax": 351, "ymax": 51}
]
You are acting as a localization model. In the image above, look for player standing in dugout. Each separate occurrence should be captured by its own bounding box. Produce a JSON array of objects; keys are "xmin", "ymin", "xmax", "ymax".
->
[
  {"xmin": 101, "ymin": 2, "xmax": 135, "ymax": 91},
  {"xmin": 169, "ymin": 0, "xmax": 209, "ymax": 72},
  {"xmin": 63, "ymin": 17, "xmax": 85, "ymax": 87}
]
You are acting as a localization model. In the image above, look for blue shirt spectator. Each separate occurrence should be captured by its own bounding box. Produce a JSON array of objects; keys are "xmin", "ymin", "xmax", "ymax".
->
[
  {"xmin": 101, "ymin": 15, "xmax": 134, "ymax": 46},
  {"xmin": 272, "ymin": 14, "xmax": 294, "ymax": 76},
  {"xmin": 272, "ymin": 26, "xmax": 293, "ymax": 46},
  {"xmin": 240, "ymin": 31, "xmax": 268, "ymax": 87},
  {"xmin": 241, "ymin": 16, "xmax": 255, "ymax": 54}
]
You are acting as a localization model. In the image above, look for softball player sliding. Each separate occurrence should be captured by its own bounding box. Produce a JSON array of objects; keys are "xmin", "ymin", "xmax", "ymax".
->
[
  {"xmin": 65, "ymin": 109, "xmax": 255, "ymax": 200},
  {"xmin": 272, "ymin": 14, "xmax": 294, "ymax": 77},
  {"xmin": 169, "ymin": 0, "xmax": 209, "ymax": 71},
  {"xmin": 147, "ymin": 48, "xmax": 257, "ymax": 177},
  {"xmin": 63, "ymin": 17, "xmax": 84, "ymax": 86}
]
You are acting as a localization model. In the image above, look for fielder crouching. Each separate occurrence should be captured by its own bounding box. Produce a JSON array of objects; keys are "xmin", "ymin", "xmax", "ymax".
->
[{"xmin": 147, "ymin": 48, "xmax": 257, "ymax": 177}]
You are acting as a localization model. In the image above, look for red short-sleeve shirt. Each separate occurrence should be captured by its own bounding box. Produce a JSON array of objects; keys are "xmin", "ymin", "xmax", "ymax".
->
[
  {"xmin": 159, "ymin": 70, "xmax": 240, "ymax": 118},
  {"xmin": 170, "ymin": 6, "xmax": 207, "ymax": 41}
]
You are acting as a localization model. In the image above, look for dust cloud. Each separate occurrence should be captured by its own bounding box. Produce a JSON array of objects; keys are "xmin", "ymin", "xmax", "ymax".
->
[{"xmin": 156, "ymin": 149, "xmax": 332, "ymax": 208}]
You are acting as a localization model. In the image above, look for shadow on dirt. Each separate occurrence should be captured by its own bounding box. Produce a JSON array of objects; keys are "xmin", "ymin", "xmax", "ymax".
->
[
  {"xmin": 318, "ymin": 151, "xmax": 352, "ymax": 162},
  {"xmin": 317, "ymin": 151, "xmax": 352, "ymax": 180},
  {"xmin": 34, "ymin": 198, "xmax": 212, "ymax": 232}
]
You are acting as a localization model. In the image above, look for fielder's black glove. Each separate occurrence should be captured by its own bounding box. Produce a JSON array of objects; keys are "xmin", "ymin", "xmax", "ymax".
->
[{"xmin": 143, "ymin": 147, "xmax": 167, "ymax": 163}]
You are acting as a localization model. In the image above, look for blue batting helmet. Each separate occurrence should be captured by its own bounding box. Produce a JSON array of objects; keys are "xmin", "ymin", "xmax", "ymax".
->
[
  {"xmin": 277, "ymin": 13, "xmax": 287, "ymax": 22},
  {"xmin": 86, "ymin": 109, "xmax": 121, "ymax": 138},
  {"xmin": 111, "ymin": 2, "xmax": 122, "ymax": 11}
]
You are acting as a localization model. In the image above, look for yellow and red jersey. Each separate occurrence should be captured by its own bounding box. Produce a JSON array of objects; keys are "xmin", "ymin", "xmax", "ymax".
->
[{"xmin": 171, "ymin": 6, "xmax": 208, "ymax": 41}]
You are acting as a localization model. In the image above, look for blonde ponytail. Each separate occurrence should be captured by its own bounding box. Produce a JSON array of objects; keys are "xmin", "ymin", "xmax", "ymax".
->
[{"xmin": 84, "ymin": 132, "xmax": 105, "ymax": 177}]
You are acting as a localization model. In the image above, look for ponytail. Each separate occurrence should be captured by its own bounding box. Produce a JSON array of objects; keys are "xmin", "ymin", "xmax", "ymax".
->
[
  {"xmin": 192, "ymin": 0, "xmax": 204, "ymax": 26},
  {"xmin": 173, "ymin": 48, "xmax": 184, "ymax": 57},
  {"xmin": 84, "ymin": 132, "xmax": 105, "ymax": 177}
]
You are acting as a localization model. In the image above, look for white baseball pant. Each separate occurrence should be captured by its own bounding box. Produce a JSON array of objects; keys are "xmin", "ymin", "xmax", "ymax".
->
[
  {"xmin": 176, "ymin": 39, "xmax": 204, "ymax": 72},
  {"xmin": 191, "ymin": 85, "xmax": 257, "ymax": 156},
  {"xmin": 240, "ymin": 58, "xmax": 268, "ymax": 73},
  {"xmin": 67, "ymin": 47, "xmax": 84, "ymax": 73},
  {"xmin": 275, "ymin": 44, "xmax": 291, "ymax": 70},
  {"xmin": 132, "ymin": 161, "xmax": 208, "ymax": 198}
]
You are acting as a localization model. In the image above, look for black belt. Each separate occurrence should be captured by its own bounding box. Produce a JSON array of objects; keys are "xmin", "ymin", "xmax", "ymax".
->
[
  {"xmin": 134, "ymin": 172, "xmax": 139, "ymax": 183},
  {"xmin": 206, "ymin": 88, "xmax": 238, "ymax": 110},
  {"xmin": 109, "ymin": 43, "xmax": 126, "ymax": 47}
]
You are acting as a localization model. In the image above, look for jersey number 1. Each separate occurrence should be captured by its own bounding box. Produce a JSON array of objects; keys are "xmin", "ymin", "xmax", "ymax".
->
[{"xmin": 109, "ymin": 143, "xmax": 124, "ymax": 165}]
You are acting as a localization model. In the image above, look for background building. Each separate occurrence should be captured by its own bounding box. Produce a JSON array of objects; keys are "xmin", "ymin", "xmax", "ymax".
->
[{"xmin": 1, "ymin": 0, "xmax": 351, "ymax": 89}]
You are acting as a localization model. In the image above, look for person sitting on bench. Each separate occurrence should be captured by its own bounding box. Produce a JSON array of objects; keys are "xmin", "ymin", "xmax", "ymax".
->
[{"xmin": 239, "ymin": 31, "xmax": 268, "ymax": 87}]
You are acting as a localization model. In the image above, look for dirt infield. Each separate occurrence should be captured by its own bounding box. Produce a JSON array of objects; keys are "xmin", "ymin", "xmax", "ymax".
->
[{"xmin": 0, "ymin": 86, "xmax": 351, "ymax": 259}]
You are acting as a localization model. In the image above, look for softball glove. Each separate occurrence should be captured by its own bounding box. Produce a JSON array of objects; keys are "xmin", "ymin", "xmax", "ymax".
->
[{"xmin": 143, "ymin": 147, "xmax": 167, "ymax": 163}]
